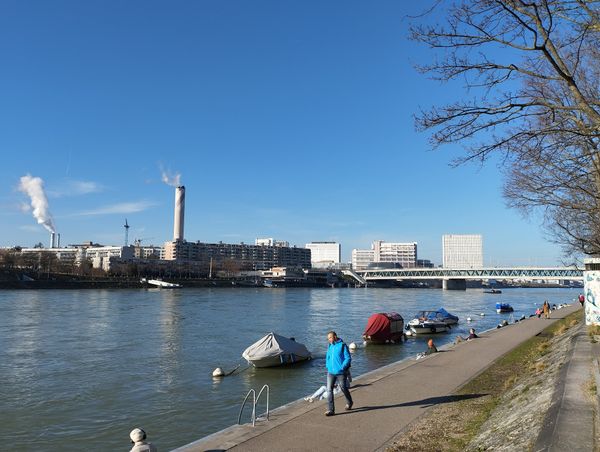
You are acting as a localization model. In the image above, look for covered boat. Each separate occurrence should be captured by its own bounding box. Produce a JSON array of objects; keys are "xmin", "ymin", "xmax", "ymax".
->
[
  {"xmin": 484, "ymin": 289, "xmax": 502, "ymax": 294},
  {"xmin": 242, "ymin": 332, "xmax": 312, "ymax": 367},
  {"xmin": 496, "ymin": 302, "xmax": 514, "ymax": 313},
  {"xmin": 408, "ymin": 308, "xmax": 459, "ymax": 327},
  {"xmin": 362, "ymin": 312, "xmax": 405, "ymax": 344}
]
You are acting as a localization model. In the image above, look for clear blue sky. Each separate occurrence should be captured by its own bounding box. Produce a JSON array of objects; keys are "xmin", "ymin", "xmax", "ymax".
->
[{"xmin": 0, "ymin": 1, "xmax": 565, "ymax": 266}]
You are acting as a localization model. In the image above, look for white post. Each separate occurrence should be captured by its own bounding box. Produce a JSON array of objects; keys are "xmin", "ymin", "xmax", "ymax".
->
[{"xmin": 583, "ymin": 257, "xmax": 600, "ymax": 325}]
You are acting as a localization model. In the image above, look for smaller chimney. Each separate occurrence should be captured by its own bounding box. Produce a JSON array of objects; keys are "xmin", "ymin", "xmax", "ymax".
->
[{"xmin": 50, "ymin": 232, "xmax": 56, "ymax": 248}]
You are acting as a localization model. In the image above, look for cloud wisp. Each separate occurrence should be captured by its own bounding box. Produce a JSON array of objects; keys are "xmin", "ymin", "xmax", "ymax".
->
[
  {"xmin": 48, "ymin": 179, "xmax": 105, "ymax": 198},
  {"xmin": 72, "ymin": 201, "xmax": 157, "ymax": 216}
]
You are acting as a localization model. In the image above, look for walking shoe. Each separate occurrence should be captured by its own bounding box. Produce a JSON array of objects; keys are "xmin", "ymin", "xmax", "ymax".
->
[
  {"xmin": 324, "ymin": 411, "xmax": 335, "ymax": 416},
  {"xmin": 345, "ymin": 402, "xmax": 353, "ymax": 410}
]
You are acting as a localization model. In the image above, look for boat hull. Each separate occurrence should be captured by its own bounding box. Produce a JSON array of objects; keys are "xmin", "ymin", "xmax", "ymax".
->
[
  {"xmin": 410, "ymin": 322, "xmax": 449, "ymax": 335},
  {"xmin": 246, "ymin": 354, "xmax": 311, "ymax": 368}
]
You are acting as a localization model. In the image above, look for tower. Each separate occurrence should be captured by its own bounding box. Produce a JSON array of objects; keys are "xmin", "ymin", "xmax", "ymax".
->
[{"xmin": 173, "ymin": 186, "xmax": 185, "ymax": 242}]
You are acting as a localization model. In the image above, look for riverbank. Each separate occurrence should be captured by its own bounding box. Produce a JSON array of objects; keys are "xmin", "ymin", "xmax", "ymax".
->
[
  {"xmin": 173, "ymin": 304, "xmax": 585, "ymax": 451},
  {"xmin": 388, "ymin": 309, "xmax": 592, "ymax": 451}
]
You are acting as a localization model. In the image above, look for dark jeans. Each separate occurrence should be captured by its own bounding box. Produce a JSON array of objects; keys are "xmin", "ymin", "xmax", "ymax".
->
[{"xmin": 326, "ymin": 371, "xmax": 352, "ymax": 413}]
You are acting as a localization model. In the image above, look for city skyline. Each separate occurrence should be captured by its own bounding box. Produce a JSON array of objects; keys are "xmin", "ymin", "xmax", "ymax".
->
[{"xmin": 0, "ymin": 2, "xmax": 568, "ymax": 266}]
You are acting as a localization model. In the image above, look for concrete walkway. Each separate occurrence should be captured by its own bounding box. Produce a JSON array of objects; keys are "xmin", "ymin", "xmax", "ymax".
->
[{"xmin": 174, "ymin": 305, "xmax": 583, "ymax": 452}]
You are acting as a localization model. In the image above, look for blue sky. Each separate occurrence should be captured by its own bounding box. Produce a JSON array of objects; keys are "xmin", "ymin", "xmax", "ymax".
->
[{"xmin": 0, "ymin": 1, "xmax": 564, "ymax": 266}]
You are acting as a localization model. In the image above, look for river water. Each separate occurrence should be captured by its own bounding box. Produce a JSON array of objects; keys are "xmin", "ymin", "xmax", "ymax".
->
[{"xmin": 0, "ymin": 287, "xmax": 579, "ymax": 450}]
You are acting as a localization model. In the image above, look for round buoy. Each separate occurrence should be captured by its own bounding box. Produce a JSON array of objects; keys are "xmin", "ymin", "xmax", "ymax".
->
[
  {"xmin": 212, "ymin": 367, "xmax": 225, "ymax": 377},
  {"xmin": 349, "ymin": 342, "xmax": 357, "ymax": 350},
  {"xmin": 480, "ymin": 313, "xmax": 485, "ymax": 316},
  {"xmin": 406, "ymin": 330, "xmax": 412, "ymax": 337},
  {"xmin": 467, "ymin": 317, "xmax": 472, "ymax": 322}
]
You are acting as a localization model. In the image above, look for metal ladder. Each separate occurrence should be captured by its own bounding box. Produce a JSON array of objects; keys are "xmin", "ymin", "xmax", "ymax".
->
[{"xmin": 237, "ymin": 384, "xmax": 270, "ymax": 426}]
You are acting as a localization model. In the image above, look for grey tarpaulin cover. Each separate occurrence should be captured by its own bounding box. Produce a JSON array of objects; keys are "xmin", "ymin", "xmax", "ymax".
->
[{"xmin": 242, "ymin": 332, "xmax": 311, "ymax": 366}]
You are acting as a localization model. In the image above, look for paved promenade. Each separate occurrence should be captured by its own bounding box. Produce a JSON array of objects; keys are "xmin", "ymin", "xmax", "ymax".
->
[{"xmin": 174, "ymin": 305, "xmax": 583, "ymax": 452}]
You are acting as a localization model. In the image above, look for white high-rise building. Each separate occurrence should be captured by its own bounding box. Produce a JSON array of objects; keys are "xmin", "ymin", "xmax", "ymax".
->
[
  {"xmin": 372, "ymin": 240, "xmax": 418, "ymax": 268},
  {"xmin": 305, "ymin": 242, "xmax": 341, "ymax": 268},
  {"xmin": 442, "ymin": 234, "xmax": 483, "ymax": 269},
  {"xmin": 352, "ymin": 249, "xmax": 375, "ymax": 270}
]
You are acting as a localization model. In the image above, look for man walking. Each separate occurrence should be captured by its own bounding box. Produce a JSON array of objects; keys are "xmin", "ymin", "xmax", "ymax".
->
[{"xmin": 325, "ymin": 330, "xmax": 353, "ymax": 416}]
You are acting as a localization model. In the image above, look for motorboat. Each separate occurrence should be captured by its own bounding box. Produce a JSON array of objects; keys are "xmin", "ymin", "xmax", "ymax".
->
[
  {"xmin": 242, "ymin": 332, "xmax": 312, "ymax": 367},
  {"xmin": 409, "ymin": 320, "xmax": 449, "ymax": 335},
  {"xmin": 141, "ymin": 278, "xmax": 182, "ymax": 288},
  {"xmin": 408, "ymin": 308, "xmax": 459, "ymax": 327},
  {"xmin": 362, "ymin": 312, "xmax": 405, "ymax": 344},
  {"xmin": 484, "ymin": 289, "xmax": 502, "ymax": 294},
  {"xmin": 496, "ymin": 302, "xmax": 514, "ymax": 313}
]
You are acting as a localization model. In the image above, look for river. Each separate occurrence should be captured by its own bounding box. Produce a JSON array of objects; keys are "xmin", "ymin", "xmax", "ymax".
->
[{"xmin": 0, "ymin": 286, "xmax": 580, "ymax": 450}]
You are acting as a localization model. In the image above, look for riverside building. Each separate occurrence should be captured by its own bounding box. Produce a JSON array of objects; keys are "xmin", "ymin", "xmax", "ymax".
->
[
  {"xmin": 442, "ymin": 234, "xmax": 483, "ymax": 269},
  {"xmin": 305, "ymin": 242, "xmax": 341, "ymax": 268},
  {"xmin": 351, "ymin": 241, "xmax": 418, "ymax": 270},
  {"xmin": 161, "ymin": 240, "xmax": 311, "ymax": 271}
]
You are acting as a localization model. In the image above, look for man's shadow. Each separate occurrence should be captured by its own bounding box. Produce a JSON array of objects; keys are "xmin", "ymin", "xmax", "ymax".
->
[{"xmin": 338, "ymin": 393, "xmax": 488, "ymax": 414}]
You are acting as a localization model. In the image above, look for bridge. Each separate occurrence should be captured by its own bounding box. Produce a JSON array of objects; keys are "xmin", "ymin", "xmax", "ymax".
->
[{"xmin": 351, "ymin": 267, "xmax": 583, "ymax": 290}]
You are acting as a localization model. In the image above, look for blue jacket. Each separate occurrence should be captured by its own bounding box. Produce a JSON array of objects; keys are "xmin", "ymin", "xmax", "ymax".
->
[{"xmin": 326, "ymin": 338, "xmax": 351, "ymax": 375}]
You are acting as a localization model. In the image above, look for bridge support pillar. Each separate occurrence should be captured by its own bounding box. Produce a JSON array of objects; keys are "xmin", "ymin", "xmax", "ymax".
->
[
  {"xmin": 584, "ymin": 258, "xmax": 600, "ymax": 325},
  {"xmin": 443, "ymin": 278, "xmax": 466, "ymax": 291}
]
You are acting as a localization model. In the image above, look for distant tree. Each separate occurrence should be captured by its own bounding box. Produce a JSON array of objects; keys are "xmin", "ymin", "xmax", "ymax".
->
[
  {"xmin": 411, "ymin": 0, "xmax": 600, "ymax": 257},
  {"xmin": 33, "ymin": 242, "xmax": 44, "ymax": 249}
]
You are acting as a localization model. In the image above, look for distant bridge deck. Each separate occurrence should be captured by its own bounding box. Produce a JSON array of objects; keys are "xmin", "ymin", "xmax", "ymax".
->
[{"xmin": 360, "ymin": 267, "xmax": 583, "ymax": 281}]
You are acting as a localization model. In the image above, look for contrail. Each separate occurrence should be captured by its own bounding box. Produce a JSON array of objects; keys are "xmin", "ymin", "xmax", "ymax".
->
[{"xmin": 18, "ymin": 174, "xmax": 56, "ymax": 233}]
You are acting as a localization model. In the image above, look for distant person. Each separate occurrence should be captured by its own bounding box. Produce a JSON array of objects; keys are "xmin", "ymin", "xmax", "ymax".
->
[
  {"xmin": 579, "ymin": 294, "xmax": 585, "ymax": 307},
  {"xmin": 416, "ymin": 339, "xmax": 438, "ymax": 359},
  {"xmin": 455, "ymin": 328, "xmax": 478, "ymax": 344},
  {"xmin": 129, "ymin": 428, "xmax": 157, "ymax": 452},
  {"xmin": 425, "ymin": 338, "xmax": 438, "ymax": 354},
  {"xmin": 543, "ymin": 300, "xmax": 550, "ymax": 319},
  {"xmin": 536, "ymin": 307, "xmax": 542, "ymax": 318},
  {"xmin": 324, "ymin": 330, "xmax": 353, "ymax": 416}
]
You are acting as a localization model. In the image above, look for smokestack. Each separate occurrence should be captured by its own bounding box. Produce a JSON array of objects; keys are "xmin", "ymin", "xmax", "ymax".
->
[
  {"xmin": 173, "ymin": 185, "xmax": 185, "ymax": 242},
  {"xmin": 57, "ymin": 233, "xmax": 61, "ymax": 248},
  {"xmin": 50, "ymin": 232, "xmax": 56, "ymax": 248}
]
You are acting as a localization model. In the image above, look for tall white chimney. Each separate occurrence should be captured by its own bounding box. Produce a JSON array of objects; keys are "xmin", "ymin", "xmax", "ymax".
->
[
  {"xmin": 56, "ymin": 233, "xmax": 61, "ymax": 248},
  {"xmin": 50, "ymin": 232, "xmax": 56, "ymax": 248},
  {"xmin": 173, "ymin": 185, "xmax": 185, "ymax": 242}
]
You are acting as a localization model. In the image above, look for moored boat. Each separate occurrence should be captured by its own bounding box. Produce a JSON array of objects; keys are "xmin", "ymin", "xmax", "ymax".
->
[
  {"xmin": 496, "ymin": 302, "xmax": 514, "ymax": 313},
  {"xmin": 362, "ymin": 312, "xmax": 405, "ymax": 344},
  {"xmin": 141, "ymin": 278, "xmax": 182, "ymax": 288},
  {"xmin": 242, "ymin": 332, "xmax": 312, "ymax": 367},
  {"xmin": 484, "ymin": 289, "xmax": 502, "ymax": 294},
  {"xmin": 409, "ymin": 320, "xmax": 449, "ymax": 335},
  {"xmin": 408, "ymin": 308, "xmax": 459, "ymax": 326}
]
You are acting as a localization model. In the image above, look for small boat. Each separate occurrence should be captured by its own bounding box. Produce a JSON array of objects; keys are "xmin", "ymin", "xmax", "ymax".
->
[
  {"xmin": 484, "ymin": 289, "xmax": 502, "ymax": 294},
  {"xmin": 409, "ymin": 320, "xmax": 449, "ymax": 335},
  {"xmin": 408, "ymin": 308, "xmax": 459, "ymax": 326},
  {"xmin": 141, "ymin": 278, "xmax": 182, "ymax": 288},
  {"xmin": 242, "ymin": 332, "xmax": 312, "ymax": 367},
  {"xmin": 362, "ymin": 312, "xmax": 405, "ymax": 344},
  {"xmin": 496, "ymin": 302, "xmax": 514, "ymax": 313}
]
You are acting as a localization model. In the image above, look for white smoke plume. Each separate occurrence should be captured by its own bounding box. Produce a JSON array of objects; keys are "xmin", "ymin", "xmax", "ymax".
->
[
  {"xmin": 18, "ymin": 174, "xmax": 56, "ymax": 233},
  {"xmin": 160, "ymin": 167, "xmax": 181, "ymax": 187}
]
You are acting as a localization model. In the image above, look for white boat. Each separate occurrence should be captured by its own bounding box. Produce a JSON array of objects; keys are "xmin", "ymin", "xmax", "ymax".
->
[
  {"xmin": 242, "ymin": 332, "xmax": 312, "ymax": 367},
  {"xmin": 141, "ymin": 278, "xmax": 182, "ymax": 289},
  {"xmin": 409, "ymin": 320, "xmax": 449, "ymax": 335}
]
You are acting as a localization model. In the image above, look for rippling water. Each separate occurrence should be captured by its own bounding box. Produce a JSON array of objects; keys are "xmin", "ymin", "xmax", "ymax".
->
[{"xmin": 0, "ymin": 287, "xmax": 579, "ymax": 450}]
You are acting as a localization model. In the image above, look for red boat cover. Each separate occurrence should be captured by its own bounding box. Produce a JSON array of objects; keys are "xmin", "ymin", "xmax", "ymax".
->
[{"xmin": 363, "ymin": 312, "xmax": 403, "ymax": 341}]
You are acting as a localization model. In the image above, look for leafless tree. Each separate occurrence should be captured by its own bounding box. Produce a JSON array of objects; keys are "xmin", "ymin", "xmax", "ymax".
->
[{"xmin": 411, "ymin": 0, "xmax": 600, "ymax": 256}]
